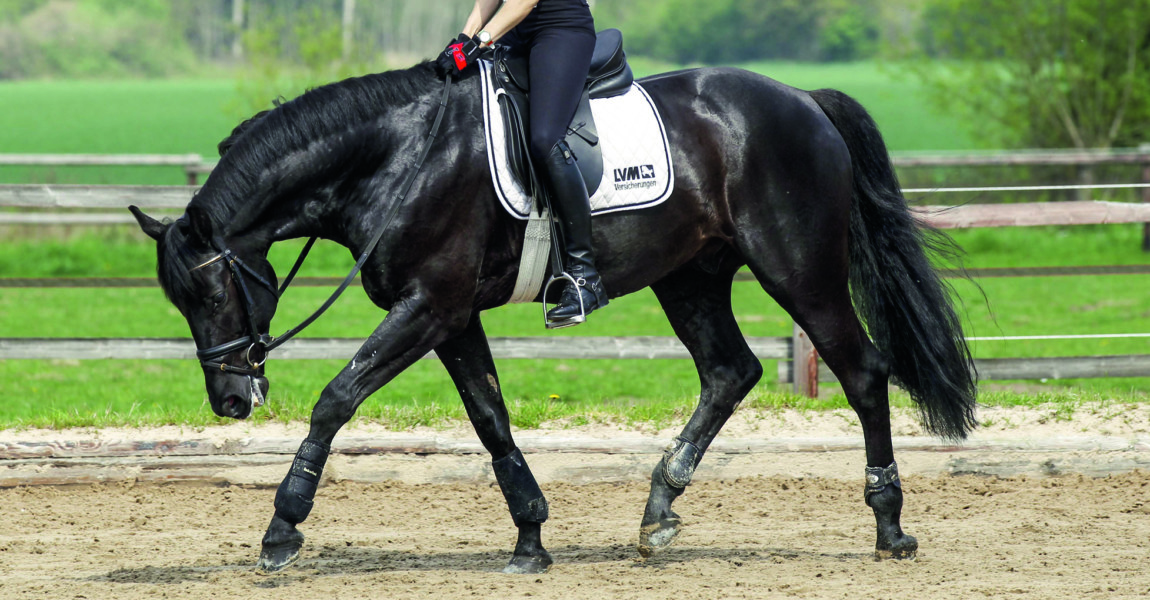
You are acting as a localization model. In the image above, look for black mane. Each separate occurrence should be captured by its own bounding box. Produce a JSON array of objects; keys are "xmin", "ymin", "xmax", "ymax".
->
[
  {"xmin": 156, "ymin": 62, "xmax": 443, "ymax": 305},
  {"xmin": 191, "ymin": 61, "xmax": 442, "ymax": 229}
]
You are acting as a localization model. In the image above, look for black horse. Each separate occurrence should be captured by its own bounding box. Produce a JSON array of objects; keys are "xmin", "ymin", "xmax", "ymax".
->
[{"xmin": 130, "ymin": 61, "xmax": 976, "ymax": 574}]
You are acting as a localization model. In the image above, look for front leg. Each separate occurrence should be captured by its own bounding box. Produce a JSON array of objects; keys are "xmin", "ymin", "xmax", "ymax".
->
[
  {"xmin": 436, "ymin": 315, "xmax": 553, "ymax": 574},
  {"xmin": 257, "ymin": 297, "xmax": 467, "ymax": 572}
]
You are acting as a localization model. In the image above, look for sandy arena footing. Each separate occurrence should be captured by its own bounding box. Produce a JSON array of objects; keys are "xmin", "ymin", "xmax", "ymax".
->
[{"xmin": 2, "ymin": 406, "xmax": 1150, "ymax": 598}]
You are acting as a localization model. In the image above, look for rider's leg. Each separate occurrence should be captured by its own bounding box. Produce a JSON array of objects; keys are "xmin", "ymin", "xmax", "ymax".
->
[{"xmin": 525, "ymin": 28, "xmax": 608, "ymax": 323}]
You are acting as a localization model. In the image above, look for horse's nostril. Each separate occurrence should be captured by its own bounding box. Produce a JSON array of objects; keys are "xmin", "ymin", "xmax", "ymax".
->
[{"xmin": 222, "ymin": 395, "xmax": 246, "ymax": 418}]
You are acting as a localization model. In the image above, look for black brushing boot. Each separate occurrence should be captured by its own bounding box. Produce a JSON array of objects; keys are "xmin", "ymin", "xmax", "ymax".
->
[{"xmin": 541, "ymin": 140, "xmax": 608, "ymax": 327}]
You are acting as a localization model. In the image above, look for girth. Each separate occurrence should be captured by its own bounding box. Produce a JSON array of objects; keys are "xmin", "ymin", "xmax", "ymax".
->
[{"xmin": 491, "ymin": 28, "xmax": 634, "ymax": 199}]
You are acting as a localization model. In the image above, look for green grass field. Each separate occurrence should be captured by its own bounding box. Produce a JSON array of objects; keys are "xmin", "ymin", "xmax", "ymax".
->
[
  {"xmin": 0, "ymin": 79, "xmax": 240, "ymax": 186},
  {"xmin": 2, "ymin": 225, "xmax": 1148, "ymax": 429},
  {"xmin": 0, "ymin": 61, "xmax": 977, "ymax": 186},
  {"xmin": 1, "ymin": 62, "xmax": 1146, "ymax": 429}
]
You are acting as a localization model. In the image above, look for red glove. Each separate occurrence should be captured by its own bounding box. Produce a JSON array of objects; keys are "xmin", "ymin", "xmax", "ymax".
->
[{"xmin": 438, "ymin": 35, "xmax": 483, "ymax": 75}]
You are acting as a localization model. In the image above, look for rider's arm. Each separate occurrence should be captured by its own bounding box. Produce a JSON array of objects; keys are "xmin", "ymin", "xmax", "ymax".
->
[
  {"xmin": 464, "ymin": 0, "xmax": 539, "ymax": 44},
  {"xmin": 462, "ymin": 0, "xmax": 502, "ymax": 36}
]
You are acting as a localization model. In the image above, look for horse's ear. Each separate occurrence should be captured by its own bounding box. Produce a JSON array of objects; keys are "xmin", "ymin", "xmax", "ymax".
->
[
  {"xmin": 185, "ymin": 206, "xmax": 214, "ymax": 248},
  {"xmin": 129, "ymin": 205, "xmax": 167, "ymax": 241}
]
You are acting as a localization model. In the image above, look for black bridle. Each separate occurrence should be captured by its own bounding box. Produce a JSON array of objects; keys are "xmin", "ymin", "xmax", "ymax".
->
[{"xmin": 190, "ymin": 74, "xmax": 455, "ymax": 382}]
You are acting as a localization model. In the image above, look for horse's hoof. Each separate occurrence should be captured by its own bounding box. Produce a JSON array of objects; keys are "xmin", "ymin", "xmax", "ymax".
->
[
  {"xmin": 875, "ymin": 533, "xmax": 918, "ymax": 561},
  {"xmin": 256, "ymin": 531, "xmax": 305, "ymax": 573},
  {"xmin": 502, "ymin": 552, "xmax": 553, "ymax": 574},
  {"xmin": 637, "ymin": 517, "xmax": 681, "ymax": 558},
  {"xmin": 256, "ymin": 543, "xmax": 301, "ymax": 573}
]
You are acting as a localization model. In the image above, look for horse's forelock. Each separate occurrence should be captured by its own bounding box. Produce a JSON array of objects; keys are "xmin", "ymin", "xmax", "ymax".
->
[{"xmin": 156, "ymin": 221, "xmax": 203, "ymax": 308}]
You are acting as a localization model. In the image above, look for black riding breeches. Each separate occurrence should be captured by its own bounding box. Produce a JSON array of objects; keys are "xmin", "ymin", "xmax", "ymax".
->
[{"xmin": 505, "ymin": 27, "xmax": 596, "ymax": 164}]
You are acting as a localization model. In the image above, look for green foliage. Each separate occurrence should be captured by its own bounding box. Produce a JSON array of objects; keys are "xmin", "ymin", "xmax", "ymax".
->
[
  {"xmin": 228, "ymin": 7, "xmax": 369, "ymax": 121},
  {"xmin": 818, "ymin": 2, "xmax": 880, "ymax": 62},
  {"xmin": 596, "ymin": 0, "xmax": 882, "ymax": 63},
  {"xmin": 0, "ymin": 0, "xmax": 196, "ymax": 79},
  {"xmin": 906, "ymin": 0, "xmax": 1150, "ymax": 148}
]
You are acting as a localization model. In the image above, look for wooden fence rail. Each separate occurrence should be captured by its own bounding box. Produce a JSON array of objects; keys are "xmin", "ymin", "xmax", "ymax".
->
[
  {"xmin": 0, "ymin": 154, "xmax": 204, "ymax": 186},
  {"xmin": 2, "ymin": 338, "xmax": 1145, "ymax": 384},
  {"xmin": 778, "ymin": 355, "xmax": 1150, "ymax": 384},
  {"xmin": 6, "ymin": 184, "xmax": 1150, "ymax": 229},
  {"xmin": 3, "ymin": 176, "xmax": 1150, "ymax": 394},
  {"xmin": 890, "ymin": 148, "xmax": 1150, "ymax": 168},
  {"xmin": 2, "ymin": 147, "xmax": 1149, "ymax": 184},
  {"xmin": 6, "ymin": 265, "xmax": 1150, "ymax": 289},
  {"xmin": 0, "ymin": 337, "xmax": 792, "ymax": 361}
]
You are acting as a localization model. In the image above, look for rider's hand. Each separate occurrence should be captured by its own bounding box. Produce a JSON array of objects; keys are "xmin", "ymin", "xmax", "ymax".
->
[{"xmin": 437, "ymin": 35, "xmax": 483, "ymax": 76}]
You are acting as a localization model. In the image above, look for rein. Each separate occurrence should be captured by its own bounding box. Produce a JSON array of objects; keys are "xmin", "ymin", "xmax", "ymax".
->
[{"xmin": 194, "ymin": 74, "xmax": 455, "ymax": 377}]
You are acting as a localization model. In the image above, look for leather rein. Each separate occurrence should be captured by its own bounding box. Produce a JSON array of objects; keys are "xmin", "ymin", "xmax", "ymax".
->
[{"xmin": 191, "ymin": 74, "xmax": 455, "ymax": 378}]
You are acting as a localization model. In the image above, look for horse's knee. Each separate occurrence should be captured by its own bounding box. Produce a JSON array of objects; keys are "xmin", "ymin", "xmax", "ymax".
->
[
  {"xmin": 310, "ymin": 383, "xmax": 357, "ymax": 429},
  {"xmin": 702, "ymin": 359, "xmax": 762, "ymax": 413}
]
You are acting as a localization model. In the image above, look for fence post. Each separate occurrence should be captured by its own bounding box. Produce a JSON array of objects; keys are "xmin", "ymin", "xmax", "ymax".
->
[
  {"xmin": 792, "ymin": 322, "xmax": 818, "ymax": 398},
  {"xmin": 1141, "ymin": 143, "xmax": 1150, "ymax": 252}
]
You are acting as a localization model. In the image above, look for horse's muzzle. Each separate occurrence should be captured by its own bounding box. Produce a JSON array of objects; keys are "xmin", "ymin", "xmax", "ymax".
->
[{"xmin": 217, "ymin": 375, "xmax": 268, "ymax": 419}]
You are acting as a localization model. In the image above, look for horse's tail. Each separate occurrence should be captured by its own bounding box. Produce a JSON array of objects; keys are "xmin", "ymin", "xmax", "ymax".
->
[{"xmin": 808, "ymin": 88, "xmax": 977, "ymax": 441}]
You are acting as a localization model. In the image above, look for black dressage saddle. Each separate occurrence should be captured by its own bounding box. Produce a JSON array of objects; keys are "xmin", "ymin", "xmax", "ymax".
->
[{"xmin": 491, "ymin": 28, "xmax": 634, "ymax": 198}]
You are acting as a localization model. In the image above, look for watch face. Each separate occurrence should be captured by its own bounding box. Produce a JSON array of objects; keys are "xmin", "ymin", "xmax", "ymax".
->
[{"xmin": 478, "ymin": 30, "xmax": 492, "ymax": 44}]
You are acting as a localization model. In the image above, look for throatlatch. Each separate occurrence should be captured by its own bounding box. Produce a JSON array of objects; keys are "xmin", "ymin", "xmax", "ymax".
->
[
  {"xmin": 661, "ymin": 437, "xmax": 703, "ymax": 489},
  {"xmin": 274, "ymin": 438, "xmax": 331, "ymax": 524},
  {"xmin": 492, "ymin": 449, "xmax": 549, "ymax": 526},
  {"xmin": 864, "ymin": 461, "xmax": 901, "ymax": 506}
]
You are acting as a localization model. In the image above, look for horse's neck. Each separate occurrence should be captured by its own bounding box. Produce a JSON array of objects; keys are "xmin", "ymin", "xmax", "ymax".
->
[
  {"xmin": 215, "ymin": 75, "xmax": 452, "ymax": 255},
  {"xmin": 214, "ymin": 148, "xmax": 354, "ymax": 249}
]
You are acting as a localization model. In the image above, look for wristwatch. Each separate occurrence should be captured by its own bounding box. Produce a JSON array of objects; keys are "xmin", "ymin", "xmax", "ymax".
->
[{"xmin": 476, "ymin": 30, "xmax": 493, "ymax": 46}]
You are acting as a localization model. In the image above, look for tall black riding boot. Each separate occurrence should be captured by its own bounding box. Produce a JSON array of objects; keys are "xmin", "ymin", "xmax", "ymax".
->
[{"xmin": 540, "ymin": 140, "xmax": 608, "ymax": 326}]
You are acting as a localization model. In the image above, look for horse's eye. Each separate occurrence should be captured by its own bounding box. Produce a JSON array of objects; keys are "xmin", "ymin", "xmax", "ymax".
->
[{"xmin": 212, "ymin": 292, "xmax": 226, "ymax": 305}]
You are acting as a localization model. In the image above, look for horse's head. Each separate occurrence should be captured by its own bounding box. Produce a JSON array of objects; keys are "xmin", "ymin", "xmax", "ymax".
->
[{"xmin": 131, "ymin": 205, "xmax": 276, "ymax": 420}]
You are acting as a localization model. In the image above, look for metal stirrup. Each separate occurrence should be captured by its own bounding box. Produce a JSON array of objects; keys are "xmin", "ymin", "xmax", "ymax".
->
[{"xmin": 542, "ymin": 272, "xmax": 587, "ymax": 329}]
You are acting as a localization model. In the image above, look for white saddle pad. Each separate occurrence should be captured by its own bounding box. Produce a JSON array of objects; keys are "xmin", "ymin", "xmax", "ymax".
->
[{"xmin": 479, "ymin": 60, "xmax": 675, "ymax": 220}]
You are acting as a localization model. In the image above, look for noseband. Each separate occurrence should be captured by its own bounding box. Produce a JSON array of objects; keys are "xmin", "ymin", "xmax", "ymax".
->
[
  {"xmin": 190, "ymin": 248, "xmax": 285, "ymax": 377},
  {"xmin": 186, "ymin": 73, "xmax": 455, "ymax": 392}
]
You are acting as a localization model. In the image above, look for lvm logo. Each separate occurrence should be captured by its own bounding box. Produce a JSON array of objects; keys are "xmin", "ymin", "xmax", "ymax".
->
[{"xmin": 614, "ymin": 164, "xmax": 657, "ymax": 182}]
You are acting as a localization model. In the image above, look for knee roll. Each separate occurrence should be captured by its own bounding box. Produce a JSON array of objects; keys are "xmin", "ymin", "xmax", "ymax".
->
[
  {"xmin": 492, "ymin": 448, "xmax": 549, "ymax": 526},
  {"xmin": 274, "ymin": 438, "xmax": 331, "ymax": 524}
]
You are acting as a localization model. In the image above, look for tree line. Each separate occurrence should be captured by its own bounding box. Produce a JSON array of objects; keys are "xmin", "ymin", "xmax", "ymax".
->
[
  {"xmin": 0, "ymin": 0, "xmax": 910, "ymax": 79},
  {"xmin": 3, "ymin": 0, "xmax": 1149, "ymax": 150}
]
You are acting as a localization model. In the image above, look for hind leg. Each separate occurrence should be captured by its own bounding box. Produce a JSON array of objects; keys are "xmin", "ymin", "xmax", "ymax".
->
[
  {"xmin": 747, "ymin": 256, "xmax": 917, "ymax": 560},
  {"xmin": 639, "ymin": 266, "xmax": 764, "ymax": 557}
]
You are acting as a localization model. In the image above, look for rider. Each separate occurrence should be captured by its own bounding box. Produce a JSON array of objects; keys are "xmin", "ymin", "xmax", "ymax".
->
[{"xmin": 439, "ymin": 0, "xmax": 608, "ymax": 326}]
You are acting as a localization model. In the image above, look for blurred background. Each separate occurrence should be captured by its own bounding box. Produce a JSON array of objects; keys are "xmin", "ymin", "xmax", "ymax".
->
[{"xmin": 2, "ymin": 0, "xmax": 1150, "ymax": 429}]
